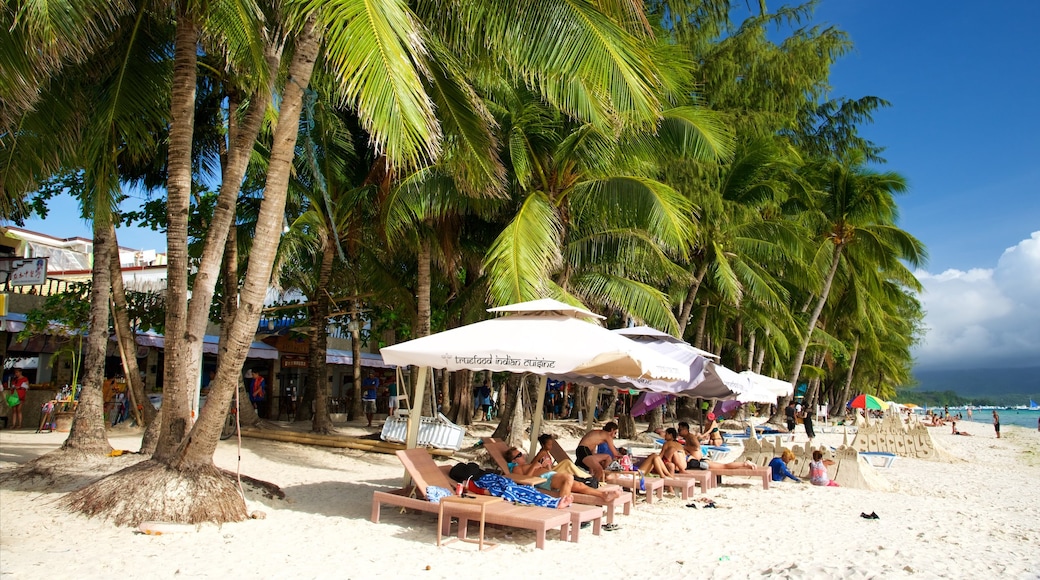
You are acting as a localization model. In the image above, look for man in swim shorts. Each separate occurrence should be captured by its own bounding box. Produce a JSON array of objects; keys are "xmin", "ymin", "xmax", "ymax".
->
[{"xmin": 575, "ymin": 422, "xmax": 620, "ymax": 483}]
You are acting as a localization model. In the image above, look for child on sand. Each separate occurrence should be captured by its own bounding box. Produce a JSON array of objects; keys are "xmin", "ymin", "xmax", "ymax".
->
[{"xmin": 808, "ymin": 450, "xmax": 839, "ymax": 487}]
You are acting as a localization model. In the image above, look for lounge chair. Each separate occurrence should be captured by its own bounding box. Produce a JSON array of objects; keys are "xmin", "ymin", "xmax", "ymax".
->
[
  {"xmin": 709, "ymin": 460, "xmax": 771, "ymax": 489},
  {"xmin": 483, "ymin": 438, "xmax": 631, "ymax": 523},
  {"xmin": 546, "ymin": 438, "xmax": 666, "ymax": 504},
  {"xmin": 371, "ymin": 449, "xmax": 596, "ymax": 548}
]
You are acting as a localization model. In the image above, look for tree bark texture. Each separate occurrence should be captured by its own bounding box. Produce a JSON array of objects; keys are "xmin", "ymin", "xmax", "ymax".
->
[
  {"xmin": 153, "ymin": 10, "xmax": 198, "ymax": 462},
  {"xmin": 63, "ymin": 217, "xmax": 115, "ymax": 455},
  {"xmin": 309, "ymin": 248, "xmax": 335, "ymax": 433},
  {"xmin": 170, "ymin": 19, "xmax": 320, "ymax": 470},
  {"xmin": 107, "ymin": 223, "xmax": 156, "ymax": 445}
]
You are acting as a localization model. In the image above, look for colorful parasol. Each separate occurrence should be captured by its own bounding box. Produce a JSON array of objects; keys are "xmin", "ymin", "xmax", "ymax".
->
[{"xmin": 849, "ymin": 394, "xmax": 889, "ymax": 411}]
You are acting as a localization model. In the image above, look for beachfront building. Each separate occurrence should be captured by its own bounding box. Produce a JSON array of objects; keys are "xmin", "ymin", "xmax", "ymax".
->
[{"xmin": 0, "ymin": 225, "xmax": 390, "ymax": 427}]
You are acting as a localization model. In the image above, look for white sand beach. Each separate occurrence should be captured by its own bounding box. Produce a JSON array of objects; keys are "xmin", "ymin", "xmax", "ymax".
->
[{"xmin": 1, "ymin": 419, "xmax": 1038, "ymax": 580}]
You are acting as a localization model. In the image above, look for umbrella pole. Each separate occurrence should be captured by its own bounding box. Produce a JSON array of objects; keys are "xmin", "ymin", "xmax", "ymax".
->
[
  {"xmin": 405, "ymin": 366, "xmax": 429, "ymax": 449},
  {"xmin": 528, "ymin": 374, "xmax": 549, "ymax": 455}
]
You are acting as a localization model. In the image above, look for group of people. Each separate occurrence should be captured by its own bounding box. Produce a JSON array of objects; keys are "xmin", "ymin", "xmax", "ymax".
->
[{"xmin": 573, "ymin": 421, "xmax": 757, "ymax": 484}]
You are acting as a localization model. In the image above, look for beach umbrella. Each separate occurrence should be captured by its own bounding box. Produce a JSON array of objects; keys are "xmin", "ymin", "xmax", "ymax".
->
[
  {"xmin": 631, "ymin": 392, "xmax": 669, "ymax": 417},
  {"xmin": 381, "ymin": 299, "xmax": 689, "ymax": 452},
  {"xmin": 738, "ymin": 370, "xmax": 794, "ymax": 398},
  {"xmin": 850, "ymin": 394, "xmax": 889, "ymax": 411},
  {"xmin": 712, "ymin": 399, "xmax": 743, "ymax": 418}
]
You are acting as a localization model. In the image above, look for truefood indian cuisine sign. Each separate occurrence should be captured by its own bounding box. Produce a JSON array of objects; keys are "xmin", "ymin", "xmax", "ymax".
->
[{"xmin": 447, "ymin": 354, "xmax": 557, "ymax": 370}]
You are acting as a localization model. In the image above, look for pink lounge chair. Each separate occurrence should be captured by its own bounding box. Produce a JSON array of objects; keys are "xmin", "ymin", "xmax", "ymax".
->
[
  {"xmin": 483, "ymin": 437, "xmax": 630, "ymax": 524},
  {"xmin": 371, "ymin": 449, "xmax": 595, "ymax": 548}
]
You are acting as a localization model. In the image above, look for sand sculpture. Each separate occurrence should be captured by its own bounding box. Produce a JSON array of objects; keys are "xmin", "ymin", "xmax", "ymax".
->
[
  {"xmin": 740, "ymin": 433, "xmax": 892, "ymax": 491},
  {"xmin": 849, "ymin": 412, "xmax": 954, "ymax": 462}
]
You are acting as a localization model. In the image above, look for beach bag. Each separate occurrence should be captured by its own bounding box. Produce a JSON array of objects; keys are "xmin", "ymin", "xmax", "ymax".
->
[
  {"xmin": 606, "ymin": 460, "xmax": 622, "ymax": 472},
  {"xmin": 5, "ymin": 392, "xmax": 19, "ymax": 407}
]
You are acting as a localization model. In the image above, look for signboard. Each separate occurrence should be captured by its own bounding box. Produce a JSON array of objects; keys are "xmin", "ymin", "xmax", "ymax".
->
[
  {"xmin": 281, "ymin": 354, "xmax": 308, "ymax": 368},
  {"xmin": 0, "ymin": 257, "xmax": 48, "ymax": 286}
]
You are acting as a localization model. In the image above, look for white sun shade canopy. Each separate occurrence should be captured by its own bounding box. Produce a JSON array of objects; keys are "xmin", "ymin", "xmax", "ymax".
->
[{"xmin": 381, "ymin": 300, "xmax": 688, "ymax": 382}]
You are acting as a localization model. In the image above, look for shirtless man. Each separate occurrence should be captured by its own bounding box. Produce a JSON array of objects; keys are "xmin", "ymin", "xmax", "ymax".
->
[
  {"xmin": 505, "ymin": 447, "xmax": 621, "ymax": 502},
  {"xmin": 575, "ymin": 421, "xmax": 621, "ymax": 482},
  {"xmin": 676, "ymin": 422, "xmax": 754, "ymax": 472}
]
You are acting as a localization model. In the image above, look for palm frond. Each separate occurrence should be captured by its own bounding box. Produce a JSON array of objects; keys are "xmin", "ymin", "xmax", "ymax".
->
[{"xmin": 484, "ymin": 191, "xmax": 562, "ymax": 305}]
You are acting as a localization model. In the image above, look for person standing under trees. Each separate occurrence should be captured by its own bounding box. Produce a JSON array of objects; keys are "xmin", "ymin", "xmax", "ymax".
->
[
  {"xmin": 477, "ymin": 380, "xmax": 492, "ymax": 421},
  {"xmin": 246, "ymin": 370, "xmax": 266, "ymax": 413},
  {"xmin": 785, "ymin": 401, "xmax": 797, "ymax": 432},
  {"xmin": 4, "ymin": 368, "xmax": 29, "ymax": 429},
  {"xmin": 803, "ymin": 406, "xmax": 815, "ymax": 441},
  {"xmin": 384, "ymin": 377, "xmax": 398, "ymax": 417},
  {"xmin": 361, "ymin": 371, "xmax": 380, "ymax": 427}
]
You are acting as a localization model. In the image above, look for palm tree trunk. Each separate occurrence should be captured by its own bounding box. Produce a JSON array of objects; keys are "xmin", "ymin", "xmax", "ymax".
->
[
  {"xmin": 836, "ymin": 337, "xmax": 860, "ymax": 419},
  {"xmin": 417, "ymin": 238, "xmax": 433, "ymax": 417},
  {"xmin": 170, "ymin": 18, "xmax": 320, "ymax": 469},
  {"xmin": 773, "ymin": 243, "xmax": 844, "ymax": 421},
  {"xmin": 171, "ymin": 42, "xmax": 280, "ymax": 445},
  {"xmin": 63, "ymin": 216, "xmax": 114, "ymax": 455},
  {"xmin": 491, "ymin": 374, "xmax": 522, "ymax": 440},
  {"xmin": 220, "ymin": 220, "xmax": 260, "ymax": 428},
  {"xmin": 152, "ymin": 9, "xmax": 198, "ymax": 461},
  {"xmin": 350, "ymin": 299, "xmax": 363, "ymax": 421},
  {"xmin": 677, "ymin": 262, "xmax": 708, "ymax": 336},
  {"xmin": 309, "ymin": 247, "xmax": 335, "ymax": 433},
  {"xmin": 694, "ymin": 302, "xmax": 710, "ymax": 349},
  {"xmin": 106, "ymin": 223, "xmax": 156, "ymax": 445}
]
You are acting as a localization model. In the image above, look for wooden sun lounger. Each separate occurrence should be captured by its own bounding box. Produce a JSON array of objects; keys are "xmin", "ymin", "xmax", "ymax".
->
[
  {"xmin": 670, "ymin": 470, "xmax": 715, "ymax": 493},
  {"xmin": 371, "ymin": 449, "xmax": 593, "ymax": 548},
  {"xmin": 712, "ymin": 466, "xmax": 770, "ymax": 490},
  {"xmin": 483, "ymin": 438, "xmax": 630, "ymax": 523}
]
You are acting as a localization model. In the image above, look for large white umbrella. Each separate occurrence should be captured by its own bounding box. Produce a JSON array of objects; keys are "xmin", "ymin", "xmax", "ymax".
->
[
  {"xmin": 380, "ymin": 299, "xmax": 690, "ymax": 451},
  {"xmin": 738, "ymin": 370, "xmax": 794, "ymax": 398}
]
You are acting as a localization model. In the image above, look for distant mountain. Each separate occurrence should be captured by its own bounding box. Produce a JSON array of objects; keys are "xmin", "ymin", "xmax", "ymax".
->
[{"xmin": 910, "ymin": 366, "xmax": 1040, "ymax": 401}]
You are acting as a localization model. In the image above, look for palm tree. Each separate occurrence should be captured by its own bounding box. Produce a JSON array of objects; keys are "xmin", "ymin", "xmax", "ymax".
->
[{"xmin": 783, "ymin": 153, "xmax": 925, "ymax": 402}]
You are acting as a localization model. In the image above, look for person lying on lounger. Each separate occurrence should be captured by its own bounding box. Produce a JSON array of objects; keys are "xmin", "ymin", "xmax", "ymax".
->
[
  {"xmin": 506, "ymin": 447, "xmax": 622, "ymax": 503},
  {"xmin": 532, "ymin": 434, "xmax": 592, "ymax": 479},
  {"xmin": 449, "ymin": 462, "xmax": 573, "ymax": 509},
  {"xmin": 667, "ymin": 426, "xmax": 756, "ymax": 473}
]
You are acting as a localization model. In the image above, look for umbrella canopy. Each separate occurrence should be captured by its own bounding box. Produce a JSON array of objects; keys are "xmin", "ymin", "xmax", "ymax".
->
[
  {"xmin": 631, "ymin": 392, "xmax": 669, "ymax": 417},
  {"xmin": 380, "ymin": 299, "xmax": 689, "ymax": 454},
  {"xmin": 712, "ymin": 399, "xmax": 743, "ymax": 418},
  {"xmin": 850, "ymin": 394, "xmax": 889, "ymax": 410},
  {"xmin": 381, "ymin": 304, "xmax": 688, "ymax": 381},
  {"xmin": 738, "ymin": 370, "xmax": 794, "ymax": 398}
]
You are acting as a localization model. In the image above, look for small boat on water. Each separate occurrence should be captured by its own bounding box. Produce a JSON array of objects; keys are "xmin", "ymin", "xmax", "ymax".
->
[{"xmin": 1012, "ymin": 400, "xmax": 1039, "ymax": 410}]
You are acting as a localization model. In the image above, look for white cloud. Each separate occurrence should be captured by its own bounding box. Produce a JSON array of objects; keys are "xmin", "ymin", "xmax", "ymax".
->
[{"xmin": 914, "ymin": 231, "xmax": 1040, "ymax": 369}]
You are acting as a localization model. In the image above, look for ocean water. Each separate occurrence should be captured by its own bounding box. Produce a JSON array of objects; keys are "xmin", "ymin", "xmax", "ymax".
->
[{"xmin": 950, "ymin": 408, "xmax": 1040, "ymax": 430}]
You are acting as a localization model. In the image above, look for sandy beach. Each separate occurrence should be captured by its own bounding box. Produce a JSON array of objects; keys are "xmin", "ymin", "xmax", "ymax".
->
[{"xmin": 1, "ymin": 419, "xmax": 1038, "ymax": 580}]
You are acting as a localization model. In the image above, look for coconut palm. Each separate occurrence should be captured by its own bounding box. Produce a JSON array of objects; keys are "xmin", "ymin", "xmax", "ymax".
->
[{"xmin": 783, "ymin": 152, "xmax": 926, "ymax": 399}]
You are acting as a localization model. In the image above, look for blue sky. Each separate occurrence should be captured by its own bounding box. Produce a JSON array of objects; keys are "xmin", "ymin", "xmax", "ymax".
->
[{"xmin": 15, "ymin": 1, "xmax": 1040, "ymax": 370}]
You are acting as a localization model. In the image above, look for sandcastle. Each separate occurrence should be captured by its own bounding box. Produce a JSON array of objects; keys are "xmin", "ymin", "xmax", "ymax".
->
[
  {"xmin": 739, "ymin": 433, "xmax": 892, "ymax": 491},
  {"xmin": 850, "ymin": 412, "xmax": 955, "ymax": 462}
]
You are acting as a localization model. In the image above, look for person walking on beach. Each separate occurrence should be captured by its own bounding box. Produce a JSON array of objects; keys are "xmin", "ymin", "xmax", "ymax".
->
[{"xmin": 992, "ymin": 410, "xmax": 1000, "ymax": 438}]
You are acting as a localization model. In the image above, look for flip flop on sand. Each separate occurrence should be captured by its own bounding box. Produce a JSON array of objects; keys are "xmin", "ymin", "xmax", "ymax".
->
[{"xmin": 603, "ymin": 523, "xmax": 621, "ymax": 531}]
